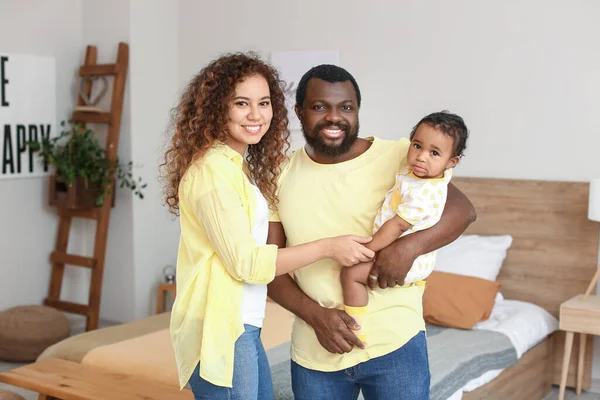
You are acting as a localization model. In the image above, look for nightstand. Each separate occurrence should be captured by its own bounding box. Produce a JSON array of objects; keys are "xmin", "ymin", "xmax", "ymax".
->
[
  {"xmin": 156, "ymin": 283, "xmax": 176, "ymax": 314},
  {"xmin": 558, "ymin": 293, "xmax": 600, "ymax": 400}
]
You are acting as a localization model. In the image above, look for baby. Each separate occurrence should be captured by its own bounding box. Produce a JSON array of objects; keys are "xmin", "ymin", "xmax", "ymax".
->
[{"xmin": 341, "ymin": 110, "xmax": 469, "ymax": 342}]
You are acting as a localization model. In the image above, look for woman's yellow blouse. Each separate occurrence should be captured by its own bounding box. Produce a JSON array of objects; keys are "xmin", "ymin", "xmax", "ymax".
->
[{"xmin": 170, "ymin": 143, "xmax": 277, "ymax": 389}]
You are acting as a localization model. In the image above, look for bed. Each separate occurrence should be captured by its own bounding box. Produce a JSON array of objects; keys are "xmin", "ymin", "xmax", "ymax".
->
[
  {"xmin": 454, "ymin": 177, "xmax": 599, "ymax": 399},
  {"xmin": 21, "ymin": 178, "xmax": 600, "ymax": 398}
]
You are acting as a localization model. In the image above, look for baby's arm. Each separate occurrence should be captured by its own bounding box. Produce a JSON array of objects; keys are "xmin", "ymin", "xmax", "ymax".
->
[
  {"xmin": 346, "ymin": 216, "xmax": 411, "ymax": 286},
  {"xmin": 366, "ymin": 215, "xmax": 412, "ymax": 252}
]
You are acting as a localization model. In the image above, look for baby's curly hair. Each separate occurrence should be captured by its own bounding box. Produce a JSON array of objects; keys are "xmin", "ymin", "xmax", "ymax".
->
[{"xmin": 161, "ymin": 52, "xmax": 290, "ymax": 216}]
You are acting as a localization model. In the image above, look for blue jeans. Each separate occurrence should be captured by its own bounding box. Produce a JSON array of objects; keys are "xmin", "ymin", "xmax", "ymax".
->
[
  {"xmin": 291, "ymin": 331, "xmax": 430, "ymax": 400},
  {"xmin": 188, "ymin": 324, "xmax": 274, "ymax": 400}
]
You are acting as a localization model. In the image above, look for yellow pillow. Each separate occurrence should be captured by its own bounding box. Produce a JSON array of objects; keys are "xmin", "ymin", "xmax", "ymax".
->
[{"xmin": 423, "ymin": 271, "xmax": 500, "ymax": 329}]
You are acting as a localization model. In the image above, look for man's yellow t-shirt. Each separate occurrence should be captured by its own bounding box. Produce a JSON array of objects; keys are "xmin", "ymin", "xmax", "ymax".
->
[{"xmin": 270, "ymin": 137, "xmax": 426, "ymax": 371}]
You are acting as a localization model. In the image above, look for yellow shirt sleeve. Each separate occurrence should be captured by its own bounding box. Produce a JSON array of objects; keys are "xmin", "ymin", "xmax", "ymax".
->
[
  {"xmin": 184, "ymin": 156, "xmax": 277, "ymax": 284},
  {"xmin": 269, "ymin": 207, "xmax": 281, "ymax": 222},
  {"xmin": 268, "ymin": 157, "xmax": 291, "ymax": 223}
]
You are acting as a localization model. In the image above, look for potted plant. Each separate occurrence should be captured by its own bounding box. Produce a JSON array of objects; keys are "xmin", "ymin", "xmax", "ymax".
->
[{"xmin": 27, "ymin": 120, "xmax": 146, "ymax": 210}]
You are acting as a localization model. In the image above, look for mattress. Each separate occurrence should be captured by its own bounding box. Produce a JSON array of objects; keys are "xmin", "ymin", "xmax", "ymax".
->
[
  {"xmin": 37, "ymin": 302, "xmax": 294, "ymax": 389},
  {"xmin": 37, "ymin": 297, "xmax": 557, "ymax": 399},
  {"xmin": 445, "ymin": 296, "xmax": 559, "ymax": 400},
  {"xmin": 38, "ymin": 312, "xmax": 170, "ymax": 364}
]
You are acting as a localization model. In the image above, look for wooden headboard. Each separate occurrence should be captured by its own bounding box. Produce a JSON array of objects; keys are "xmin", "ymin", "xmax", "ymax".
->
[{"xmin": 453, "ymin": 177, "xmax": 599, "ymax": 389}]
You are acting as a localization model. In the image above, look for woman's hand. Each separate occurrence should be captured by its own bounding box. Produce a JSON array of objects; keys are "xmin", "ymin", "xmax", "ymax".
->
[{"xmin": 325, "ymin": 235, "xmax": 375, "ymax": 267}]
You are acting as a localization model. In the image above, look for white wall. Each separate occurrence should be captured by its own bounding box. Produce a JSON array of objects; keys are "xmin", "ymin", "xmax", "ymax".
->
[
  {"xmin": 178, "ymin": 0, "xmax": 600, "ymax": 382},
  {"xmin": 0, "ymin": 0, "xmax": 141, "ymax": 325},
  {"xmin": 80, "ymin": 0, "xmax": 136, "ymax": 324},
  {"xmin": 129, "ymin": 0, "xmax": 180, "ymax": 319},
  {"xmin": 0, "ymin": 0, "xmax": 180, "ymax": 325},
  {"xmin": 79, "ymin": 0, "xmax": 181, "ymax": 322},
  {"xmin": 0, "ymin": 0, "xmax": 87, "ymax": 311},
  {"xmin": 179, "ymin": 0, "xmax": 600, "ymax": 182}
]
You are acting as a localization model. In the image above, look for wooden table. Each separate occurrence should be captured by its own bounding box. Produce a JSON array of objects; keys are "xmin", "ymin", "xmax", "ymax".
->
[
  {"xmin": 558, "ymin": 294, "xmax": 600, "ymax": 400},
  {"xmin": 156, "ymin": 282, "xmax": 176, "ymax": 314},
  {"xmin": 0, "ymin": 358, "xmax": 192, "ymax": 400}
]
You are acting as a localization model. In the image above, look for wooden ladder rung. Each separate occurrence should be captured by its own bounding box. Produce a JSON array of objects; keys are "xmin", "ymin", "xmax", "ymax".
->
[
  {"xmin": 58, "ymin": 208, "xmax": 99, "ymax": 220},
  {"xmin": 44, "ymin": 298, "xmax": 89, "ymax": 316},
  {"xmin": 72, "ymin": 111, "xmax": 112, "ymax": 124},
  {"xmin": 51, "ymin": 251, "xmax": 96, "ymax": 268},
  {"xmin": 79, "ymin": 63, "xmax": 120, "ymax": 76}
]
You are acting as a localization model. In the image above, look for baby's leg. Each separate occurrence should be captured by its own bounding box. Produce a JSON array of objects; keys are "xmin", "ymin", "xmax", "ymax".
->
[
  {"xmin": 340, "ymin": 261, "xmax": 373, "ymax": 343},
  {"xmin": 340, "ymin": 261, "xmax": 373, "ymax": 307}
]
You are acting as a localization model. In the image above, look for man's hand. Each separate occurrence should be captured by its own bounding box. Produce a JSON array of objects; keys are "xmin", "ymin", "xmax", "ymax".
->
[
  {"xmin": 368, "ymin": 183, "xmax": 476, "ymax": 289},
  {"xmin": 369, "ymin": 238, "xmax": 418, "ymax": 289},
  {"xmin": 307, "ymin": 307, "xmax": 365, "ymax": 353}
]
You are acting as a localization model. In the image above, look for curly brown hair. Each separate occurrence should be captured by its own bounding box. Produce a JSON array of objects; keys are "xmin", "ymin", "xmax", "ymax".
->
[{"xmin": 161, "ymin": 52, "xmax": 290, "ymax": 216}]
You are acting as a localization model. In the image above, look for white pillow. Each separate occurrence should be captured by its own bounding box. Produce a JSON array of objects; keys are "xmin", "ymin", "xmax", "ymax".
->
[{"xmin": 434, "ymin": 234, "xmax": 513, "ymax": 282}]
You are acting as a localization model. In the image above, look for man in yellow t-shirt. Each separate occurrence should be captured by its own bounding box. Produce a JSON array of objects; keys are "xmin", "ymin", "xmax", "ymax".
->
[{"xmin": 267, "ymin": 65, "xmax": 476, "ymax": 399}]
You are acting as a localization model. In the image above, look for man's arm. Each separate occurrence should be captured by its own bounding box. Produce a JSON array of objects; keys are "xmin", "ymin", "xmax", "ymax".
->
[
  {"xmin": 370, "ymin": 183, "xmax": 476, "ymax": 289},
  {"xmin": 267, "ymin": 221, "xmax": 364, "ymax": 353}
]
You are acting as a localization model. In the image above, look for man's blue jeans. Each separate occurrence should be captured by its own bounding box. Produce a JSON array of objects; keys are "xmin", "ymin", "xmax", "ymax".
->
[
  {"xmin": 188, "ymin": 324, "xmax": 274, "ymax": 400},
  {"xmin": 291, "ymin": 331, "xmax": 430, "ymax": 400}
]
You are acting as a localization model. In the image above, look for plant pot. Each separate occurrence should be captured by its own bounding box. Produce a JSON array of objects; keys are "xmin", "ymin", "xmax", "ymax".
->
[{"xmin": 48, "ymin": 176, "xmax": 100, "ymax": 210}]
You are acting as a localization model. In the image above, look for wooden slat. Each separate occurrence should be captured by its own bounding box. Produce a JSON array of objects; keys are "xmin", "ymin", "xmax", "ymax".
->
[
  {"xmin": 71, "ymin": 111, "xmax": 111, "ymax": 124},
  {"xmin": 47, "ymin": 215, "xmax": 72, "ymax": 300},
  {"xmin": 0, "ymin": 358, "xmax": 192, "ymax": 400},
  {"xmin": 58, "ymin": 207, "xmax": 99, "ymax": 220},
  {"xmin": 87, "ymin": 42, "xmax": 129, "ymax": 332},
  {"xmin": 453, "ymin": 177, "xmax": 599, "ymax": 390},
  {"xmin": 50, "ymin": 251, "xmax": 95, "ymax": 268},
  {"xmin": 79, "ymin": 63, "xmax": 119, "ymax": 76},
  {"xmin": 44, "ymin": 299, "xmax": 89, "ymax": 316},
  {"xmin": 47, "ymin": 45, "xmax": 97, "ymax": 316}
]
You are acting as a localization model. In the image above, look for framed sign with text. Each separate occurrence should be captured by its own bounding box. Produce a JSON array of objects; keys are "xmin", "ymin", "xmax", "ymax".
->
[{"xmin": 0, "ymin": 52, "xmax": 57, "ymax": 180}]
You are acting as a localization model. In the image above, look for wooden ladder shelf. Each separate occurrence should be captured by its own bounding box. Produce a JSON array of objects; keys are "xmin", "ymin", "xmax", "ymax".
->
[{"xmin": 44, "ymin": 42, "xmax": 129, "ymax": 331}]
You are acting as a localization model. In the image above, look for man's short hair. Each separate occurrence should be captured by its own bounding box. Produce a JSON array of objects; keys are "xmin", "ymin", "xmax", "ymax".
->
[{"xmin": 295, "ymin": 64, "xmax": 361, "ymax": 108}]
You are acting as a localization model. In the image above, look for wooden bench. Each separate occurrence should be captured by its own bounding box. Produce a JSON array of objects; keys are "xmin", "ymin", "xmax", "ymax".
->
[{"xmin": 0, "ymin": 358, "xmax": 193, "ymax": 400}]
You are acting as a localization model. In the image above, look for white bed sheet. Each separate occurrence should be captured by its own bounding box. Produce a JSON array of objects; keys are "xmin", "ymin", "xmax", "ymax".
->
[{"xmin": 444, "ymin": 295, "xmax": 558, "ymax": 400}]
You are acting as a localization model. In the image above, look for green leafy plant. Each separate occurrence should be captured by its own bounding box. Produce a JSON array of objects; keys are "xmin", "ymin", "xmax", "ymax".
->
[{"xmin": 28, "ymin": 120, "xmax": 147, "ymax": 207}]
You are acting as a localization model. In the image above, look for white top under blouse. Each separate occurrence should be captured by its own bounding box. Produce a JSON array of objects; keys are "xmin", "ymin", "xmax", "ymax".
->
[{"xmin": 240, "ymin": 184, "xmax": 269, "ymax": 327}]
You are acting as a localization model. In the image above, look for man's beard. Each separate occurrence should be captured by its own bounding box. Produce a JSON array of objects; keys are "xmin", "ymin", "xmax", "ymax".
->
[{"xmin": 302, "ymin": 121, "xmax": 359, "ymax": 158}]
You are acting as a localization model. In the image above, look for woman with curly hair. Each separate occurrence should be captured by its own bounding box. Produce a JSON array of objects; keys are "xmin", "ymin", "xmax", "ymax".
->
[{"xmin": 161, "ymin": 52, "xmax": 375, "ymax": 399}]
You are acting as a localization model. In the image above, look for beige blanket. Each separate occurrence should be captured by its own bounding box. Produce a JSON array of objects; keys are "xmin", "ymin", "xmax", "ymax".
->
[
  {"xmin": 38, "ymin": 312, "xmax": 170, "ymax": 363},
  {"xmin": 38, "ymin": 303, "xmax": 293, "ymax": 388}
]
